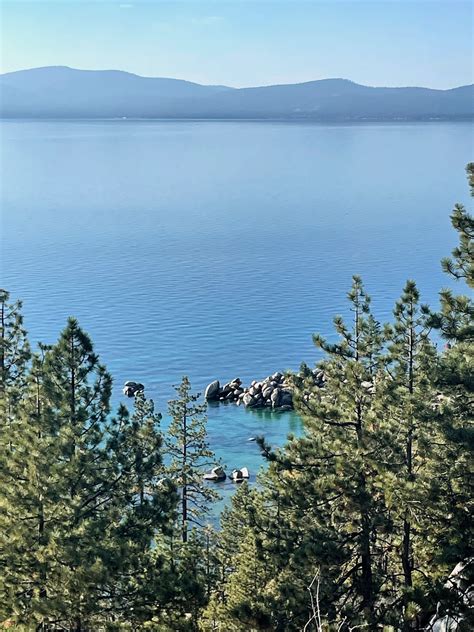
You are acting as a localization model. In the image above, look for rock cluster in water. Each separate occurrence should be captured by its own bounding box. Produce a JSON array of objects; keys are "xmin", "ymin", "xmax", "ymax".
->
[
  {"xmin": 205, "ymin": 370, "xmax": 325, "ymax": 410},
  {"xmin": 123, "ymin": 381, "xmax": 145, "ymax": 398},
  {"xmin": 203, "ymin": 465, "xmax": 250, "ymax": 483}
]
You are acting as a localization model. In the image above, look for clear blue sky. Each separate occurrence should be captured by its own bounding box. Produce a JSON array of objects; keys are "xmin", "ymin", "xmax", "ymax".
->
[{"xmin": 1, "ymin": 0, "xmax": 472, "ymax": 88}]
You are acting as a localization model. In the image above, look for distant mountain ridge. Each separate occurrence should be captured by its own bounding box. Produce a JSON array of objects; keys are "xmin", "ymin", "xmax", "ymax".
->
[{"xmin": 1, "ymin": 66, "xmax": 472, "ymax": 120}]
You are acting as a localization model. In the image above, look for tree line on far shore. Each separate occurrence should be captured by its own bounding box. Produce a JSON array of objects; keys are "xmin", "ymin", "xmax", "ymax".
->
[{"xmin": 1, "ymin": 166, "xmax": 472, "ymax": 631}]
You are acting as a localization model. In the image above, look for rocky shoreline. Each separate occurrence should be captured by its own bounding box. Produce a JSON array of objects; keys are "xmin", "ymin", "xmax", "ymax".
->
[{"xmin": 204, "ymin": 369, "xmax": 326, "ymax": 411}]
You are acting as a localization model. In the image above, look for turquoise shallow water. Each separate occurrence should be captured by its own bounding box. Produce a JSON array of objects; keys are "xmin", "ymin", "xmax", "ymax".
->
[{"xmin": 1, "ymin": 120, "xmax": 472, "ymax": 512}]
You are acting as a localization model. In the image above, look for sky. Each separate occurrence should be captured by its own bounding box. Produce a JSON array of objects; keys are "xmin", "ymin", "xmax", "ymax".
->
[{"xmin": 0, "ymin": 0, "xmax": 472, "ymax": 88}]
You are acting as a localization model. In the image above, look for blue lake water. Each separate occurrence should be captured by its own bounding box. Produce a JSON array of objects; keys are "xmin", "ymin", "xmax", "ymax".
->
[{"xmin": 1, "ymin": 120, "xmax": 472, "ymax": 513}]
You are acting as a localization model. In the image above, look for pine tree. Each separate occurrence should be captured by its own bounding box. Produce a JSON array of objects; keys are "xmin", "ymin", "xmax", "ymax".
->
[
  {"xmin": 0, "ymin": 294, "xmax": 41, "ymax": 625},
  {"xmin": 165, "ymin": 376, "xmax": 219, "ymax": 543},
  {"xmin": 208, "ymin": 531, "xmax": 273, "ymax": 632},
  {"xmin": 383, "ymin": 280, "xmax": 439, "ymax": 625},
  {"xmin": 424, "ymin": 165, "xmax": 474, "ymax": 625},
  {"xmin": 34, "ymin": 318, "xmax": 114, "ymax": 627},
  {"xmin": 440, "ymin": 184, "xmax": 474, "ymax": 289},
  {"xmin": 294, "ymin": 276, "xmax": 389, "ymax": 626},
  {"xmin": 201, "ymin": 482, "xmax": 275, "ymax": 632},
  {"xmin": 434, "ymin": 163, "xmax": 474, "ymax": 343},
  {"xmin": 96, "ymin": 393, "xmax": 179, "ymax": 628},
  {"xmin": 1, "ymin": 316, "xmax": 179, "ymax": 629},
  {"xmin": 149, "ymin": 377, "xmax": 221, "ymax": 630},
  {"xmin": 216, "ymin": 277, "xmax": 395, "ymax": 630},
  {"xmin": 466, "ymin": 162, "xmax": 474, "ymax": 195},
  {"xmin": 0, "ymin": 288, "xmax": 30, "ymax": 425}
]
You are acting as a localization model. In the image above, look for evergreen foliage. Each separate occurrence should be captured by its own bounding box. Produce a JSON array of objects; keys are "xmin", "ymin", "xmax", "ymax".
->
[
  {"xmin": 165, "ymin": 376, "xmax": 219, "ymax": 543},
  {"xmin": 0, "ymin": 318, "xmax": 178, "ymax": 630},
  {"xmin": 383, "ymin": 281, "xmax": 440, "ymax": 625},
  {"xmin": 0, "ymin": 289, "xmax": 30, "ymax": 425}
]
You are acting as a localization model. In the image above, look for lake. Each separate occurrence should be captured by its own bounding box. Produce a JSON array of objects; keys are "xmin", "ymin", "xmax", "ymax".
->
[{"xmin": 1, "ymin": 120, "xmax": 472, "ymax": 512}]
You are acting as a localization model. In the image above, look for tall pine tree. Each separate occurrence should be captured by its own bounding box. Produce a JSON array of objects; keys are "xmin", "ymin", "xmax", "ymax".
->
[
  {"xmin": 165, "ymin": 376, "xmax": 219, "ymax": 543},
  {"xmin": 217, "ymin": 277, "xmax": 394, "ymax": 630},
  {"xmin": 424, "ymin": 165, "xmax": 474, "ymax": 626},
  {"xmin": 383, "ymin": 281, "xmax": 439, "ymax": 626}
]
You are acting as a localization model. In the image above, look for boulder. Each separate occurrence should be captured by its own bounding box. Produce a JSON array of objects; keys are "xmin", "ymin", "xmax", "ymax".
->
[
  {"xmin": 221, "ymin": 383, "xmax": 233, "ymax": 395},
  {"xmin": 243, "ymin": 393, "xmax": 255, "ymax": 407},
  {"xmin": 270, "ymin": 388, "xmax": 281, "ymax": 407},
  {"xmin": 280, "ymin": 390, "xmax": 293, "ymax": 406},
  {"xmin": 205, "ymin": 380, "xmax": 221, "ymax": 400},
  {"xmin": 231, "ymin": 467, "xmax": 250, "ymax": 482},
  {"xmin": 203, "ymin": 466, "xmax": 226, "ymax": 482},
  {"xmin": 262, "ymin": 386, "xmax": 274, "ymax": 399},
  {"xmin": 122, "ymin": 381, "xmax": 144, "ymax": 397}
]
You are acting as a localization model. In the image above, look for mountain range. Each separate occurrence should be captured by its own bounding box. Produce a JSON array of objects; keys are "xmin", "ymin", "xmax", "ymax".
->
[{"xmin": 1, "ymin": 66, "xmax": 472, "ymax": 120}]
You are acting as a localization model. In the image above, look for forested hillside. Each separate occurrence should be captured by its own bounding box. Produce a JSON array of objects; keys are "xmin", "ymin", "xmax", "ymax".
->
[{"xmin": 1, "ymin": 167, "xmax": 472, "ymax": 631}]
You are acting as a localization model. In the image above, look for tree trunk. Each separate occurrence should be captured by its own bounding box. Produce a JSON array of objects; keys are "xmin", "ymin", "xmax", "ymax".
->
[
  {"xmin": 182, "ymin": 410, "xmax": 188, "ymax": 543},
  {"xmin": 402, "ymin": 314, "xmax": 415, "ymax": 592},
  {"xmin": 0, "ymin": 296, "xmax": 5, "ymax": 377},
  {"xmin": 360, "ymin": 478, "xmax": 375, "ymax": 623},
  {"xmin": 356, "ymin": 395, "xmax": 375, "ymax": 625}
]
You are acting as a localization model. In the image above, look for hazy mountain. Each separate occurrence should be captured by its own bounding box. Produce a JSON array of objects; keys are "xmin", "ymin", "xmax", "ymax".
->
[
  {"xmin": 0, "ymin": 66, "xmax": 234, "ymax": 118},
  {"xmin": 1, "ymin": 66, "xmax": 472, "ymax": 120}
]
